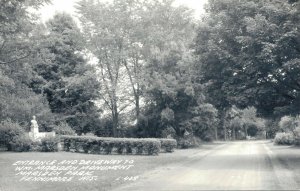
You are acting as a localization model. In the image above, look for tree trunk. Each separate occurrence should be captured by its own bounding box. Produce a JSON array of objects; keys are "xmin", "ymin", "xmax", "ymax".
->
[
  {"xmin": 135, "ymin": 95, "xmax": 140, "ymax": 125},
  {"xmin": 232, "ymin": 127, "xmax": 236, "ymax": 140},
  {"xmin": 111, "ymin": 100, "xmax": 119, "ymax": 137},
  {"xmin": 112, "ymin": 112, "xmax": 118, "ymax": 137},
  {"xmin": 219, "ymin": 109, "xmax": 227, "ymax": 141},
  {"xmin": 224, "ymin": 125, "xmax": 227, "ymax": 141},
  {"xmin": 215, "ymin": 126, "xmax": 218, "ymax": 141}
]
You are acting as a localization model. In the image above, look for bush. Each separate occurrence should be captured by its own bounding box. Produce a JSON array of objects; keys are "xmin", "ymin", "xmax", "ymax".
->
[
  {"xmin": 29, "ymin": 141, "xmax": 42, "ymax": 151},
  {"xmin": 94, "ymin": 117, "xmax": 113, "ymax": 137},
  {"xmin": 294, "ymin": 127, "xmax": 300, "ymax": 146},
  {"xmin": 274, "ymin": 132, "xmax": 294, "ymax": 145},
  {"xmin": 53, "ymin": 122, "xmax": 76, "ymax": 135},
  {"xmin": 0, "ymin": 119, "xmax": 26, "ymax": 151},
  {"xmin": 10, "ymin": 134, "xmax": 32, "ymax": 152},
  {"xmin": 279, "ymin": 115, "xmax": 300, "ymax": 135},
  {"xmin": 159, "ymin": 138, "xmax": 177, "ymax": 152},
  {"xmin": 39, "ymin": 137, "xmax": 59, "ymax": 152},
  {"xmin": 161, "ymin": 127, "xmax": 176, "ymax": 138},
  {"xmin": 276, "ymin": 115, "xmax": 300, "ymax": 146},
  {"xmin": 61, "ymin": 136, "xmax": 161, "ymax": 155},
  {"xmin": 279, "ymin": 116, "xmax": 294, "ymax": 130},
  {"xmin": 201, "ymin": 134, "xmax": 214, "ymax": 142},
  {"xmin": 177, "ymin": 136, "xmax": 201, "ymax": 149}
]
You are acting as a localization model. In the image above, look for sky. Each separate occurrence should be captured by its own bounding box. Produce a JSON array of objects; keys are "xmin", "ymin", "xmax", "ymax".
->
[{"xmin": 37, "ymin": 0, "xmax": 208, "ymax": 22}]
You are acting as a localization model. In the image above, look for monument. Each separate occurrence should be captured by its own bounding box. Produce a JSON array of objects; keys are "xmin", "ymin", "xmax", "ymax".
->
[{"xmin": 28, "ymin": 116, "xmax": 55, "ymax": 141}]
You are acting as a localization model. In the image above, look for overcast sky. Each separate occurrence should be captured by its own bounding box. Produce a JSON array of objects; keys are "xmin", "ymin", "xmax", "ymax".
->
[{"xmin": 37, "ymin": 0, "xmax": 208, "ymax": 22}]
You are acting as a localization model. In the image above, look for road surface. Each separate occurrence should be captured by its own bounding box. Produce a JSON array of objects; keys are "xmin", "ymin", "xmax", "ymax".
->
[{"xmin": 113, "ymin": 140, "xmax": 300, "ymax": 190}]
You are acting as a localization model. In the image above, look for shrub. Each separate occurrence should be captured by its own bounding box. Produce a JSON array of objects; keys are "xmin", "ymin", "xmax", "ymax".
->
[
  {"xmin": 94, "ymin": 117, "xmax": 113, "ymax": 137},
  {"xmin": 29, "ymin": 141, "xmax": 42, "ymax": 151},
  {"xmin": 115, "ymin": 141, "xmax": 126, "ymax": 154},
  {"xmin": 279, "ymin": 115, "xmax": 300, "ymax": 135},
  {"xmin": 161, "ymin": 127, "xmax": 176, "ymax": 138},
  {"xmin": 39, "ymin": 137, "xmax": 59, "ymax": 152},
  {"xmin": 10, "ymin": 134, "xmax": 33, "ymax": 152},
  {"xmin": 0, "ymin": 119, "xmax": 26, "ymax": 150},
  {"xmin": 294, "ymin": 127, "xmax": 300, "ymax": 146},
  {"xmin": 125, "ymin": 142, "xmax": 133, "ymax": 154},
  {"xmin": 61, "ymin": 136, "xmax": 161, "ymax": 155},
  {"xmin": 279, "ymin": 116, "xmax": 294, "ymax": 130},
  {"xmin": 53, "ymin": 122, "xmax": 76, "ymax": 135},
  {"xmin": 202, "ymin": 134, "xmax": 214, "ymax": 142},
  {"xmin": 159, "ymin": 138, "xmax": 177, "ymax": 152},
  {"xmin": 274, "ymin": 132, "xmax": 294, "ymax": 145},
  {"xmin": 161, "ymin": 108, "xmax": 175, "ymax": 124},
  {"xmin": 277, "ymin": 115, "xmax": 300, "ymax": 146},
  {"xmin": 177, "ymin": 136, "xmax": 201, "ymax": 149},
  {"xmin": 143, "ymin": 139, "xmax": 161, "ymax": 155}
]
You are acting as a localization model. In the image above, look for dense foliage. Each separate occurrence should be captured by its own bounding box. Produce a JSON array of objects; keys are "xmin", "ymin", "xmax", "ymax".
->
[
  {"xmin": 159, "ymin": 138, "xmax": 177, "ymax": 152},
  {"xmin": 225, "ymin": 106, "xmax": 266, "ymax": 140},
  {"xmin": 274, "ymin": 114, "xmax": 300, "ymax": 145},
  {"xmin": 1, "ymin": 0, "xmax": 298, "ymax": 148},
  {"xmin": 0, "ymin": 119, "xmax": 26, "ymax": 151},
  {"xmin": 32, "ymin": 13, "xmax": 101, "ymax": 134},
  {"xmin": 274, "ymin": 132, "xmax": 294, "ymax": 145},
  {"xmin": 194, "ymin": 0, "xmax": 300, "ymax": 118},
  {"xmin": 77, "ymin": 0, "xmax": 218, "ymax": 141},
  {"xmin": 0, "ymin": 0, "xmax": 55, "ymax": 130}
]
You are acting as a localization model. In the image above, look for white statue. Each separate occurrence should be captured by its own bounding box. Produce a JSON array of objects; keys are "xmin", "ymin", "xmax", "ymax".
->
[
  {"xmin": 29, "ymin": 115, "xmax": 56, "ymax": 141},
  {"xmin": 30, "ymin": 115, "xmax": 39, "ymax": 134}
]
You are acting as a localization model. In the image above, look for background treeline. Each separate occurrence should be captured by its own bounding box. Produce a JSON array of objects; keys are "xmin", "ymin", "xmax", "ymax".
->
[{"xmin": 0, "ymin": 0, "xmax": 299, "ymax": 147}]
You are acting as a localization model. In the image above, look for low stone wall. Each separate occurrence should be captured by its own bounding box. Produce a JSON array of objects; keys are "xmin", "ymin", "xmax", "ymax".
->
[{"xmin": 28, "ymin": 131, "xmax": 55, "ymax": 141}]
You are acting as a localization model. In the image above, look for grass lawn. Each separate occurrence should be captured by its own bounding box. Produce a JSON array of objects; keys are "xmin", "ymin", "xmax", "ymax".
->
[
  {"xmin": 268, "ymin": 142, "xmax": 300, "ymax": 183},
  {"xmin": 0, "ymin": 143, "xmax": 220, "ymax": 191}
]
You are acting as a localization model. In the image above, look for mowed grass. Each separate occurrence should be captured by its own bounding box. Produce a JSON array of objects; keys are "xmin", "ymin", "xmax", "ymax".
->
[
  {"xmin": 268, "ymin": 142, "xmax": 300, "ymax": 181},
  {"xmin": 0, "ymin": 144, "xmax": 219, "ymax": 191}
]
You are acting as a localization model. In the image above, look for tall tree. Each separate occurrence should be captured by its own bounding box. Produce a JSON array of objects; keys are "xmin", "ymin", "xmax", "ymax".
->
[
  {"xmin": 32, "ymin": 13, "xmax": 101, "ymax": 134},
  {"xmin": 134, "ymin": 0, "xmax": 218, "ymax": 139},
  {"xmin": 194, "ymin": 0, "xmax": 300, "ymax": 120},
  {"xmin": 0, "ymin": 0, "xmax": 54, "ymax": 129},
  {"xmin": 78, "ymin": 0, "xmax": 218, "ymax": 139},
  {"xmin": 77, "ymin": 0, "xmax": 137, "ymax": 136}
]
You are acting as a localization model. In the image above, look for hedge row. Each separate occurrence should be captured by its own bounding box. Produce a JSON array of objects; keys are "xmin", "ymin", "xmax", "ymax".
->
[
  {"xmin": 7, "ymin": 136, "xmax": 59, "ymax": 152},
  {"xmin": 61, "ymin": 136, "xmax": 161, "ymax": 155},
  {"xmin": 159, "ymin": 138, "xmax": 177, "ymax": 152}
]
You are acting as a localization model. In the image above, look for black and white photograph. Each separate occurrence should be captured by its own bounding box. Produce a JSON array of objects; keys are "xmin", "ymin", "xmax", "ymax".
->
[{"xmin": 0, "ymin": 0, "xmax": 300, "ymax": 190}]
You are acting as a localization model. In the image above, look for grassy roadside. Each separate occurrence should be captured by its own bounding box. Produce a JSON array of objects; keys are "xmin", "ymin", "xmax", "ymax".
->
[
  {"xmin": 0, "ymin": 143, "xmax": 221, "ymax": 191},
  {"xmin": 267, "ymin": 141, "xmax": 300, "ymax": 184}
]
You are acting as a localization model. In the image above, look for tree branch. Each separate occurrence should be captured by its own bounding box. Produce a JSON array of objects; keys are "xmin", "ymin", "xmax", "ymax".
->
[
  {"xmin": 0, "ymin": 53, "xmax": 30, "ymax": 65},
  {"xmin": 124, "ymin": 59, "xmax": 137, "ymax": 97}
]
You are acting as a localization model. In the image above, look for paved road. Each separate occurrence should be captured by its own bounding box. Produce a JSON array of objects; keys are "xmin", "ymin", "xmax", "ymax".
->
[{"xmin": 113, "ymin": 140, "xmax": 300, "ymax": 190}]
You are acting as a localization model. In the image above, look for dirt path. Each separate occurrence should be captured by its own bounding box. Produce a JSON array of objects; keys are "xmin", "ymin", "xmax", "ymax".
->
[{"xmin": 113, "ymin": 140, "xmax": 300, "ymax": 190}]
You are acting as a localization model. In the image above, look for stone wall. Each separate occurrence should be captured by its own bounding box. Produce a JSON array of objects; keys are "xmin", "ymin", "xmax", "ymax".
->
[{"xmin": 28, "ymin": 131, "xmax": 56, "ymax": 141}]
